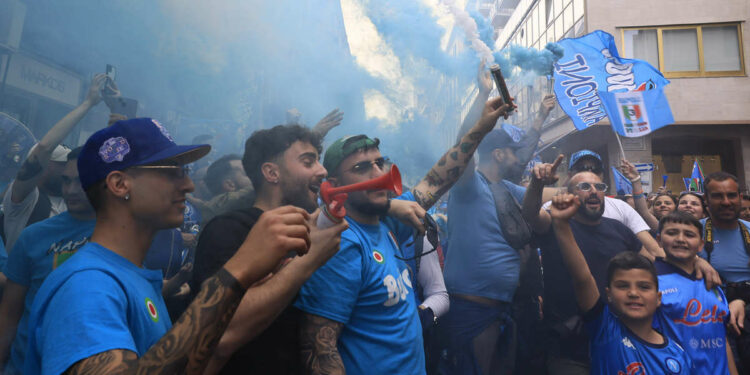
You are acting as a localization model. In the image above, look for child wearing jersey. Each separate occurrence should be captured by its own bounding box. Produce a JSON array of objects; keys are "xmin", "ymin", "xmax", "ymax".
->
[
  {"xmin": 653, "ymin": 211, "xmax": 739, "ymax": 374},
  {"xmin": 549, "ymin": 193, "xmax": 694, "ymax": 374}
]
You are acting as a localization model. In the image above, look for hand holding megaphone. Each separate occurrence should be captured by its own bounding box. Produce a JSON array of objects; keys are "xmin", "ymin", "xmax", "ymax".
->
[{"xmin": 317, "ymin": 165, "xmax": 403, "ymax": 228}]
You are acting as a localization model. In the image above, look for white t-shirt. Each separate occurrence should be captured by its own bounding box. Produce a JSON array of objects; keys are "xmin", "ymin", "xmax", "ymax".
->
[
  {"xmin": 2, "ymin": 181, "xmax": 67, "ymax": 251},
  {"xmin": 542, "ymin": 196, "xmax": 649, "ymax": 235}
]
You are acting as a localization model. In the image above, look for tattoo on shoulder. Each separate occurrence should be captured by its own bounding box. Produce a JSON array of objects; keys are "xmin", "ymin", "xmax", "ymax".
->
[
  {"xmin": 17, "ymin": 155, "xmax": 43, "ymax": 181},
  {"xmin": 300, "ymin": 314, "xmax": 345, "ymax": 375}
]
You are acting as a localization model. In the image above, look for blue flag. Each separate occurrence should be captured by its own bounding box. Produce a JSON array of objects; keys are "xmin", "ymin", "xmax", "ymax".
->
[
  {"xmin": 553, "ymin": 30, "xmax": 670, "ymax": 131},
  {"xmin": 599, "ymin": 87, "xmax": 674, "ymax": 137},
  {"xmin": 611, "ymin": 166, "xmax": 633, "ymax": 195}
]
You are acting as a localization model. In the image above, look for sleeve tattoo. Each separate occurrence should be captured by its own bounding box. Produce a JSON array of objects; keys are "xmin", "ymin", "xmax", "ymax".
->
[
  {"xmin": 300, "ymin": 313, "xmax": 345, "ymax": 375},
  {"xmin": 64, "ymin": 268, "xmax": 244, "ymax": 375}
]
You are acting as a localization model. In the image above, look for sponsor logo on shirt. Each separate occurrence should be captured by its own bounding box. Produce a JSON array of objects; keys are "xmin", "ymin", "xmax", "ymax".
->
[
  {"xmin": 660, "ymin": 287, "xmax": 678, "ymax": 295},
  {"xmin": 47, "ymin": 236, "xmax": 90, "ymax": 269},
  {"xmin": 689, "ymin": 336, "xmax": 724, "ymax": 349},
  {"xmin": 617, "ymin": 362, "xmax": 644, "ymax": 375},
  {"xmin": 622, "ymin": 337, "xmax": 635, "ymax": 349},
  {"xmin": 383, "ymin": 269, "xmax": 413, "ymax": 307},
  {"xmin": 665, "ymin": 357, "xmax": 681, "ymax": 373},
  {"xmin": 145, "ymin": 297, "xmax": 159, "ymax": 323},
  {"xmin": 673, "ymin": 298, "xmax": 726, "ymax": 326}
]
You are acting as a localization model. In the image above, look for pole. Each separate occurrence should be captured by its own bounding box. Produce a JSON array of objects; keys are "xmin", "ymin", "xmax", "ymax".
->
[{"xmin": 614, "ymin": 131, "xmax": 627, "ymax": 161}]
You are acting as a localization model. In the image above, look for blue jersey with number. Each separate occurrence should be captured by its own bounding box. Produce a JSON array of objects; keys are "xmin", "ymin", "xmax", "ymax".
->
[
  {"xmin": 654, "ymin": 259, "xmax": 730, "ymax": 374},
  {"xmin": 295, "ymin": 192, "xmax": 425, "ymax": 375},
  {"xmin": 585, "ymin": 300, "xmax": 695, "ymax": 374},
  {"xmin": 24, "ymin": 243, "xmax": 171, "ymax": 375}
]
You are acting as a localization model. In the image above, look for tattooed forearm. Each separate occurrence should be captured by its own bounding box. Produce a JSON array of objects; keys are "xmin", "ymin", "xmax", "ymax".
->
[
  {"xmin": 300, "ymin": 314, "xmax": 345, "ymax": 375},
  {"xmin": 16, "ymin": 155, "xmax": 43, "ymax": 181},
  {"xmin": 64, "ymin": 268, "xmax": 244, "ymax": 375}
]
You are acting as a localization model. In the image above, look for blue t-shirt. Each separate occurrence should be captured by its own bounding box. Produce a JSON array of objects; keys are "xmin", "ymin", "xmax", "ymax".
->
[
  {"xmin": 294, "ymin": 192, "xmax": 426, "ymax": 375},
  {"xmin": 699, "ymin": 218, "xmax": 750, "ymax": 282},
  {"xmin": 2, "ymin": 212, "xmax": 94, "ymax": 374},
  {"xmin": 654, "ymin": 259, "xmax": 730, "ymax": 374},
  {"xmin": 0, "ymin": 238, "xmax": 6, "ymax": 274},
  {"xmin": 144, "ymin": 229, "xmax": 183, "ymax": 279},
  {"xmin": 443, "ymin": 172, "xmax": 525, "ymax": 302},
  {"xmin": 24, "ymin": 243, "xmax": 171, "ymax": 375},
  {"xmin": 585, "ymin": 301, "xmax": 695, "ymax": 374}
]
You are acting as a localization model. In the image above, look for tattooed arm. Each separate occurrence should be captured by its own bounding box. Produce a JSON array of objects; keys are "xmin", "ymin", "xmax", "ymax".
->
[
  {"xmin": 300, "ymin": 313, "xmax": 346, "ymax": 375},
  {"xmin": 412, "ymin": 95, "xmax": 514, "ymax": 210},
  {"xmin": 11, "ymin": 74, "xmax": 105, "ymax": 203}
]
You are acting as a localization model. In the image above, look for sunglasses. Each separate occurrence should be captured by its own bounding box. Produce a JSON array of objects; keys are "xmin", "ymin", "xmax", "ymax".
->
[
  {"xmin": 350, "ymin": 157, "xmax": 389, "ymax": 174},
  {"xmin": 396, "ymin": 215, "xmax": 440, "ymax": 262},
  {"xmin": 130, "ymin": 164, "xmax": 191, "ymax": 179},
  {"xmin": 679, "ymin": 191, "xmax": 704, "ymax": 197},
  {"xmin": 575, "ymin": 182, "xmax": 608, "ymax": 192}
]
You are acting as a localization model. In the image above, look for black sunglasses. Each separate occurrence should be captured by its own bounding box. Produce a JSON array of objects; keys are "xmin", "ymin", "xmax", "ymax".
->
[
  {"xmin": 350, "ymin": 157, "xmax": 389, "ymax": 174},
  {"xmin": 396, "ymin": 215, "xmax": 439, "ymax": 262}
]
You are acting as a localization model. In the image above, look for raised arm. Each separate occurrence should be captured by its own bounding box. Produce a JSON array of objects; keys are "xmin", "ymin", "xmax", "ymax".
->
[
  {"xmin": 64, "ymin": 206, "xmax": 312, "ymax": 375},
  {"xmin": 522, "ymin": 155, "xmax": 563, "ymax": 233},
  {"xmin": 550, "ymin": 194, "xmax": 600, "ymax": 312},
  {"xmin": 412, "ymin": 95, "xmax": 514, "ymax": 209},
  {"xmin": 299, "ymin": 313, "xmax": 345, "ymax": 375},
  {"xmin": 311, "ymin": 109, "xmax": 344, "ymax": 139},
  {"xmin": 620, "ymin": 159, "xmax": 658, "ymax": 230},
  {"xmin": 514, "ymin": 95, "xmax": 556, "ymax": 167},
  {"xmin": 12, "ymin": 74, "xmax": 105, "ymax": 203}
]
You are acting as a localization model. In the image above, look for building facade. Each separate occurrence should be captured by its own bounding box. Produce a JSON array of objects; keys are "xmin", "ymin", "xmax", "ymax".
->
[{"xmin": 496, "ymin": 0, "xmax": 749, "ymax": 192}]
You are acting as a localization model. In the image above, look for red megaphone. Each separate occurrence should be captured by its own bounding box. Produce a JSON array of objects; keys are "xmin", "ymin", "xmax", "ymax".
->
[{"xmin": 319, "ymin": 164, "xmax": 403, "ymax": 219}]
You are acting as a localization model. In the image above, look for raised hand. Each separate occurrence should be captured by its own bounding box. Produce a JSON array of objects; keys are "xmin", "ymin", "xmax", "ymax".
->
[
  {"xmin": 388, "ymin": 199, "xmax": 427, "ymax": 235},
  {"xmin": 304, "ymin": 209, "xmax": 348, "ymax": 267},
  {"xmin": 312, "ymin": 109, "xmax": 344, "ymax": 137},
  {"xmin": 478, "ymin": 95, "xmax": 517, "ymax": 128},
  {"xmin": 550, "ymin": 193, "xmax": 580, "ymax": 221},
  {"xmin": 532, "ymin": 154, "xmax": 564, "ymax": 186},
  {"xmin": 85, "ymin": 73, "xmax": 107, "ymax": 106},
  {"xmin": 226, "ymin": 205, "xmax": 311, "ymax": 288},
  {"xmin": 619, "ymin": 159, "xmax": 640, "ymax": 181},
  {"xmin": 478, "ymin": 59, "xmax": 493, "ymax": 94},
  {"xmin": 539, "ymin": 94, "xmax": 556, "ymax": 117}
]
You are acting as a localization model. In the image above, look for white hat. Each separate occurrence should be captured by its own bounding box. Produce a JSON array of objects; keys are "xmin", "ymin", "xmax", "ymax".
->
[{"xmin": 27, "ymin": 143, "xmax": 72, "ymax": 162}]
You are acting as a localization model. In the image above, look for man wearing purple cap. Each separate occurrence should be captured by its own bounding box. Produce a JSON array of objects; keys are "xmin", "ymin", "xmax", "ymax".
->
[{"xmin": 24, "ymin": 118, "xmax": 315, "ymax": 375}]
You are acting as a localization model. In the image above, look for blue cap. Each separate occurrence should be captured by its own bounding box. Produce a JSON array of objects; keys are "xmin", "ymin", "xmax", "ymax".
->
[
  {"xmin": 78, "ymin": 118, "xmax": 210, "ymax": 190},
  {"xmin": 477, "ymin": 128, "xmax": 523, "ymax": 155},
  {"xmin": 569, "ymin": 149, "xmax": 602, "ymax": 169}
]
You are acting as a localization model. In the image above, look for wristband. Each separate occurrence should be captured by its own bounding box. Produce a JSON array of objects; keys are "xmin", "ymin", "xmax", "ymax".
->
[
  {"xmin": 632, "ymin": 190, "xmax": 644, "ymax": 196},
  {"xmin": 633, "ymin": 193, "xmax": 645, "ymax": 199},
  {"xmin": 629, "ymin": 175, "xmax": 641, "ymax": 183},
  {"xmin": 217, "ymin": 267, "xmax": 247, "ymax": 294}
]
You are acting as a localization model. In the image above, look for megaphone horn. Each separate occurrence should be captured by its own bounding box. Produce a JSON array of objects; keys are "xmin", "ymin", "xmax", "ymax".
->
[{"xmin": 320, "ymin": 164, "xmax": 403, "ymax": 205}]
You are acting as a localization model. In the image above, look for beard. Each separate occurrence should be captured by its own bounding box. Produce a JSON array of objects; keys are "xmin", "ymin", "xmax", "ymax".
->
[
  {"xmin": 578, "ymin": 197, "xmax": 605, "ymax": 221},
  {"xmin": 349, "ymin": 198, "xmax": 390, "ymax": 217},
  {"xmin": 280, "ymin": 180, "xmax": 318, "ymax": 213},
  {"xmin": 501, "ymin": 162, "xmax": 526, "ymax": 184}
]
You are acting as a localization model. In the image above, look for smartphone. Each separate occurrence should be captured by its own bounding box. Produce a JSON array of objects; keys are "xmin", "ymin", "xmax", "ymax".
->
[
  {"xmin": 109, "ymin": 97, "xmax": 138, "ymax": 119},
  {"xmin": 105, "ymin": 64, "xmax": 116, "ymax": 82},
  {"xmin": 102, "ymin": 64, "xmax": 117, "ymax": 97}
]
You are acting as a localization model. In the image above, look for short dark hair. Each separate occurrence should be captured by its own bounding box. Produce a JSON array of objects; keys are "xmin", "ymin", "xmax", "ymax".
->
[
  {"xmin": 654, "ymin": 193, "xmax": 677, "ymax": 206},
  {"xmin": 85, "ymin": 181, "xmax": 107, "ymax": 212},
  {"xmin": 242, "ymin": 125, "xmax": 322, "ymax": 191},
  {"xmin": 67, "ymin": 146, "xmax": 83, "ymax": 162},
  {"xmin": 205, "ymin": 154, "xmax": 242, "ymax": 196},
  {"xmin": 658, "ymin": 210, "xmax": 703, "ymax": 237},
  {"xmin": 703, "ymin": 171, "xmax": 739, "ymax": 195},
  {"xmin": 606, "ymin": 252, "xmax": 658, "ymax": 289}
]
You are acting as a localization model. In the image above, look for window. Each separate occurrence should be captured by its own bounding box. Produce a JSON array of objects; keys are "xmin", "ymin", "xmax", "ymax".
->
[{"xmin": 621, "ymin": 23, "xmax": 745, "ymax": 78}]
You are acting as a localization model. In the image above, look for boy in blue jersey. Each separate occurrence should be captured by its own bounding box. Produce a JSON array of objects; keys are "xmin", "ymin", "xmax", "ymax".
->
[
  {"xmin": 295, "ymin": 95, "xmax": 515, "ymax": 375},
  {"xmin": 653, "ymin": 210, "xmax": 739, "ymax": 374},
  {"xmin": 549, "ymin": 192, "xmax": 695, "ymax": 374}
]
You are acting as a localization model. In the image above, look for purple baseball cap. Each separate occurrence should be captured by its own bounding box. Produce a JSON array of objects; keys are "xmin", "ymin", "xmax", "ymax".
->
[{"xmin": 78, "ymin": 118, "xmax": 210, "ymax": 190}]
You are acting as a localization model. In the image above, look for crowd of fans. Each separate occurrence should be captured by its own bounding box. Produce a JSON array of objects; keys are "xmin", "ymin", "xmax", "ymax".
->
[{"xmin": 0, "ymin": 66, "xmax": 748, "ymax": 375}]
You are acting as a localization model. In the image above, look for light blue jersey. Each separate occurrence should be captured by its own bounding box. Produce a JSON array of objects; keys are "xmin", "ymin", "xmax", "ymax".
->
[
  {"xmin": 699, "ymin": 218, "xmax": 750, "ymax": 282},
  {"xmin": 295, "ymin": 192, "xmax": 426, "ymax": 375},
  {"xmin": 654, "ymin": 259, "xmax": 731, "ymax": 374},
  {"xmin": 585, "ymin": 301, "xmax": 695, "ymax": 374},
  {"xmin": 24, "ymin": 243, "xmax": 170, "ymax": 375},
  {"xmin": 2, "ymin": 212, "xmax": 94, "ymax": 374}
]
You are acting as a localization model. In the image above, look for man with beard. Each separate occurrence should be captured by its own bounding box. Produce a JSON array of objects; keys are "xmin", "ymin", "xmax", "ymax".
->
[
  {"xmin": 0, "ymin": 147, "xmax": 95, "ymax": 375},
  {"xmin": 523, "ymin": 169, "xmax": 644, "ymax": 374},
  {"xmin": 699, "ymin": 171, "xmax": 750, "ymax": 371},
  {"xmin": 295, "ymin": 95, "xmax": 515, "ymax": 375},
  {"xmin": 191, "ymin": 124, "xmax": 349, "ymax": 374}
]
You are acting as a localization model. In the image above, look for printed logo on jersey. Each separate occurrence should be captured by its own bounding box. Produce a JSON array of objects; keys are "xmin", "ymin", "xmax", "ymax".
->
[
  {"xmin": 712, "ymin": 288, "xmax": 723, "ymax": 302},
  {"xmin": 688, "ymin": 336, "xmax": 724, "ymax": 349},
  {"xmin": 665, "ymin": 357, "xmax": 681, "ymax": 373},
  {"xmin": 383, "ymin": 269, "xmax": 413, "ymax": 306},
  {"xmin": 621, "ymin": 337, "xmax": 635, "ymax": 349},
  {"xmin": 673, "ymin": 298, "xmax": 726, "ymax": 326},
  {"xmin": 145, "ymin": 298, "xmax": 159, "ymax": 322},
  {"xmin": 373, "ymin": 250, "xmax": 385, "ymax": 264},
  {"xmin": 47, "ymin": 236, "xmax": 90, "ymax": 269},
  {"xmin": 617, "ymin": 362, "xmax": 645, "ymax": 375},
  {"xmin": 660, "ymin": 287, "xmax": 678, "ymax": 295}
]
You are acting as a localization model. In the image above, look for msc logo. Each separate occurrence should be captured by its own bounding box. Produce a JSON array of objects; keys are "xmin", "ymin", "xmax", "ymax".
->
[{"xmin": 690, "ymin": 336, "xmax": 724, "ymax": 349}]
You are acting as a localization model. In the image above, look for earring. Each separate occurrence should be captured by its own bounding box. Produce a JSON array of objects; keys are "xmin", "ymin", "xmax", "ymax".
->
[{"xmin": 124, "ymin": 194, "xmax": 130, "ymax": 201}]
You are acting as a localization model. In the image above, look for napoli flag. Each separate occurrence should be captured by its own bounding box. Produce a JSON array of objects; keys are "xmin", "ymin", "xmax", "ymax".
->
[
  {"xmin": 611, "ymin": 166, "xmax": 633, "ymax": 195},
  {"xmin": 553, "ymin": 30, "xmax": 670, "ymax": 131},
  {"xmin": 599, "ymin": 87, "xmax": 674, "ymax": 137}
]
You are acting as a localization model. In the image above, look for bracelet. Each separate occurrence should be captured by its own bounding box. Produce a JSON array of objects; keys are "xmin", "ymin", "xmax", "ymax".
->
[
  {"xmin": 629, "ymin": 175, "xmax": 641, "ymax": 183},
  {"xmin": 216, "ymin": 268, "xmax": 247, "ymax": 294},
  {"xmin": 632, "ymin": 190, "xmax": 644, "ymax": 196},
  {"xmin": 633, "ymin": 193, "xmax": 645, "ymax": 199}
]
